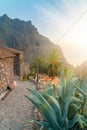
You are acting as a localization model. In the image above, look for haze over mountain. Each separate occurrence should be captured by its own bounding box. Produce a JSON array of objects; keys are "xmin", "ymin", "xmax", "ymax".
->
[
  {"xmin": 0, "ymin": 14, "xmax": 70, "ymax": 66},
  {"xmin": 76, "ymin": 59, "xmax": 87, "ymax": 77}
]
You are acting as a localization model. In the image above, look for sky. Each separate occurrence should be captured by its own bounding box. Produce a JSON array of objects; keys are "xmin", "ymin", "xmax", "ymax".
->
[{"xmin": 0, "ymin": 0, "xmax": 87, "ymax": 66}]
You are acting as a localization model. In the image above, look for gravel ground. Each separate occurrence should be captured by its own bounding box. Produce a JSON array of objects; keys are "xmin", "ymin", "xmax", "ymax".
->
[{"xmin": 0, "ymin": 81, "xmax": 36, "ymax": 130}]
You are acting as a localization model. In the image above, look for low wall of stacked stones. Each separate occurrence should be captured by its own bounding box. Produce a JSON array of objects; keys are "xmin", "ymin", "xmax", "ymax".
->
[{"xmin": 0, "ymin": 57, "xmax": 14, "ymax": 95}]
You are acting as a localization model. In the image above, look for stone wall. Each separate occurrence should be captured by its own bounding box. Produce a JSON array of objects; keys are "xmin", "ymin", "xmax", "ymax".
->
[{"xmin": 0, "ymin": 57, "xmax": 14, "ymax": 95}]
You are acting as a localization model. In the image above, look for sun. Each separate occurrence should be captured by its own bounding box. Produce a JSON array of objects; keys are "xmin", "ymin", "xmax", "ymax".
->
[
  {"xmin": 59, "ymin": 13, "xmax": 87, "ymax": 65},
  {"xmin": 66, "ymin": 12, "xmax": 87, "ymax": 45}
]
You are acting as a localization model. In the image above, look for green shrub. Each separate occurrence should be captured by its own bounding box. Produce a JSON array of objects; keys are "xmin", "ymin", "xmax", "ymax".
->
[
  {"xmin": 23, "ymin": 75, "xmax": 29, "ymax": 81},
  {"xmin": 29, "ymin": 71, "xmax": 35, "ymax": 76}
]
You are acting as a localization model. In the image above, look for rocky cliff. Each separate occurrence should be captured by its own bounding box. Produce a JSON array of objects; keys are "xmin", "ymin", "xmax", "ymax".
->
[{"xmin": 0, "ymin": 14, "xmax": 69, "ymax": 66}]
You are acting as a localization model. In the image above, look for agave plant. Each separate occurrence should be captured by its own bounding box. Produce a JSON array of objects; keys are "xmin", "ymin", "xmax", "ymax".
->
[
  {"xmin": 26, "ymin": 89, "xmax": 87, "ymax": 130},
  {"xmin": 72, "ymin": 76, "xmax": 87, "ymax": 115},
  {"xmin": 44, "ymin": 66, "xmax": 75, "ymax": 98},
  {"xmin": 26, "ymin": 69, "xmax": 87, "ymax": 130}
]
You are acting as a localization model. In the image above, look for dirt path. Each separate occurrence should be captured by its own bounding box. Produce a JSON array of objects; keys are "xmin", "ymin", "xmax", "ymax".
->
[{"xmin": 0, "ymin": 81, "xmax": 36, "ymax": 130}]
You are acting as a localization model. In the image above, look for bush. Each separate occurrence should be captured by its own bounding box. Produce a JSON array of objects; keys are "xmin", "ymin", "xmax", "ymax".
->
[
  {"xmin": 23, "ymin": 75, "xmax": 29, "ymax": 81},
  {"xmin": 29, "ymin": 71, "xmax": 35, "ymax": 77}
]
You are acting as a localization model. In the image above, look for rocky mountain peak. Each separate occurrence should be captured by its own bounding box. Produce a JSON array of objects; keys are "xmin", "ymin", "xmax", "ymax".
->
[{"xmin": 0, "ymin": 14, "xmax": 70, "ymax": 66}]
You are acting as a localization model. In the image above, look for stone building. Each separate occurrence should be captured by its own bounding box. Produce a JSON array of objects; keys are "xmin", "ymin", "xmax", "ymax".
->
[{"xmin": 0, "ymin": 45, "xmax": 23, "ymax": 95}]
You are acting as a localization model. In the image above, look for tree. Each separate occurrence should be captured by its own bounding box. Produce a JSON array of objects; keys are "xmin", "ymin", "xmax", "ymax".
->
[
  {"xmin": 30, "ymin": 56, "xmax": 45, "ymax": 75},
  {"xmin": 45, "ymin": 48, "xmax": 63, "ymax": 77}
]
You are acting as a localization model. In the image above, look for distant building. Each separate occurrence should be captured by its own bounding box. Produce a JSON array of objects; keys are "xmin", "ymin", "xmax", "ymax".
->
[{"xmin": 0, "ymin": 45, "xmax": 23, "ymax": 95}]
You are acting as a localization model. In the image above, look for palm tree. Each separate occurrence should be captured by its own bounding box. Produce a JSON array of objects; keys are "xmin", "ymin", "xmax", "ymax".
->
[{"xmin": 45, "ymin": 48, "xmax": 63, "ymax": 77}]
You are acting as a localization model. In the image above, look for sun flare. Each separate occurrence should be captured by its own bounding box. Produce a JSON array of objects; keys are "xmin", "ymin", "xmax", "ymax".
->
[{"xmin": 58, "ymin": 10, "xmax": 87, "ymax": 66}]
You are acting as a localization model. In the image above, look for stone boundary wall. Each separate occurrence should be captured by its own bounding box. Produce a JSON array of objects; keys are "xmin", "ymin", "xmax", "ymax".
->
[{"xmin": 0, "ymin": 57, "xmax": 14, "ymax": 95}]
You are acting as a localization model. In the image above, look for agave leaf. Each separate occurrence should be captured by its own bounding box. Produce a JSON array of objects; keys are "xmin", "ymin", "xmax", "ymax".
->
[
  {"xmin": 72, "ymin": 78, "xmax": 79, "ymax": 85},
  {"xmin": 40, "ymin": 125, "xmax": 44, "ymax": 130},
  {"xmin": 48, "ymin": 128, "xmax": 54, "ymax": 130},
  {"xmin": 26, "ymin": 89, "xmax": 60, "ymax": 130},
  {"xmin": 56, "ymin": 84, "xmax": 63, "ymax": 97},
  {"xmin": 43, "ymin": 86, "xmax": 55, "ymax": 96},
  {"xmin": 26, "ymin": 95, "xmax": 56, "ymax": 129},
  {"xmin": 62, "ymin": 128, "xmax": 67, "ymax": 130},
  {"xmin": 66, "ymin": 80, "xmax": 75, "ymax": 97},
  {"xmin": 42, "ymin": 94, "xmax": 62, "ymax": 125},
  {"xmin": 60, "ymin": 68, "xmax": 67, "ymax": 99},
  {"xmin": 61, "ymin": 117, "xmax": 68, "ymax": 130},
  {"xmin": 63, "ymin": 96, "xmax": 81, "ymax": 121},
  {"xmin": 68, "ymin": 114, "xmax": 87, "ymax": 129},
  {"xmin": 72, "ymin": 81, "xmax": 87, "ymax": 99},
  {"xmin": 26, "ymin": 95, "xmax": 46, "ymax": 118},
  {"xmin": 57, "ymin": 67, "xmax": 75, "ymax": 99},
  {"xmin": 34, "ymin": 120, "xmax": 49, "ymax": 129},
  {"xmin": 68, "ymin": 103, "xmax": 81, "ymax": 119},
  {"xmin": 77, "ymin": 93, "xmax": 84, "ymax": 103},
  {"xmin": 45, "ymin": 81, "xmax": 53, "ymax": 88},
  {"xmin": 34, "ymin": 120, "xmax": 47, "ymax": 126}
]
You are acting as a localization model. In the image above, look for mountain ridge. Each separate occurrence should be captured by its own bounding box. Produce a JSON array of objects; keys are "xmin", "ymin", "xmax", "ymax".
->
[{"xmin": 0, "ymin": 14, "xmax": 71, "ymax": 67}]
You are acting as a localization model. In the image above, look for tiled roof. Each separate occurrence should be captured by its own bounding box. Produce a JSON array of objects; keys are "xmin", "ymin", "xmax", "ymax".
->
[
  {"xmin": 0, "ymin": 45, "xmax": 23, "ymax": 59},
  {"xmin": 0, "ymin": 45, "xmax": 23, "ymax": 54},
  {"xmin": 0, "ymin": 48, "xmax": 15, "ymax": 59}
]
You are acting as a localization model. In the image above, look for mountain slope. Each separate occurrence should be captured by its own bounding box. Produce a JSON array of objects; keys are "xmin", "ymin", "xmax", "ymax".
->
[{"xmin": 0, "ymin": 14, "xmax": 69, "ymax": 66}]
